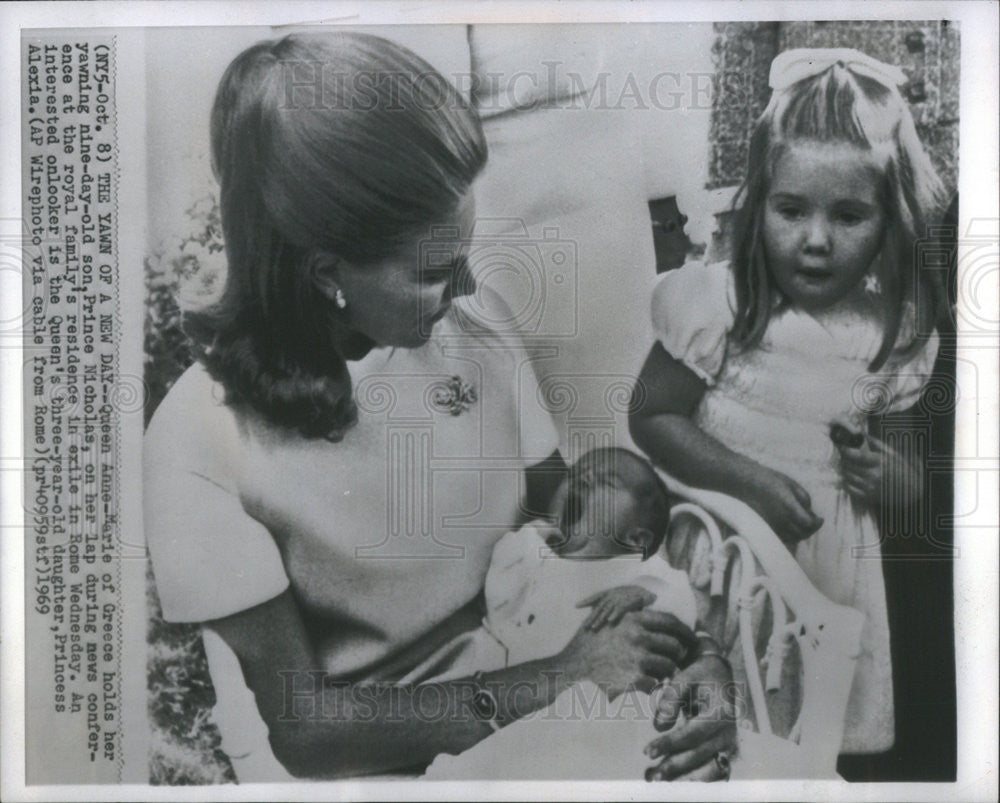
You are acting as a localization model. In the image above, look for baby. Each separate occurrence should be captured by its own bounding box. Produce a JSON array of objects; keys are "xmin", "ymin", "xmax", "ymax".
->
[{"xmin": 407, "ymin": 447, "xmax": 696, "ymax": 683}]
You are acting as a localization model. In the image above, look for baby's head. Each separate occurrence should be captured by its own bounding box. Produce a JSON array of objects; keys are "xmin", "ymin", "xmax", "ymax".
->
[{"xmin": 547, "ymin": 448, "xmax": 670, "ymax": 559}]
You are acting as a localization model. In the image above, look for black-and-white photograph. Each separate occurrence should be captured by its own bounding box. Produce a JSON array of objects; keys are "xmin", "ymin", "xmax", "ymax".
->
[
  {"xmin": 5, "ymin": 3, "xmax": 998, "ymax": 799},
  {"xmin": 141, "ymin": 20, "xmax": 961, "ymax": 784}
]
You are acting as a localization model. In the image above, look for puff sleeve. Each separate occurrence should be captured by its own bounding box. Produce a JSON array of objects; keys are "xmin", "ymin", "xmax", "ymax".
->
[{"xmin": 650, "ymin": 260, "xmax": 737, "ymax": 385}]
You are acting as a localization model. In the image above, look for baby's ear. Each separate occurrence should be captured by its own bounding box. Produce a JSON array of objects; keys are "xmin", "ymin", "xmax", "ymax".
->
[
  {"xmin": 541, "ymin": 524, "xmax": 569, "ymax": 550},
  {"xmin": 621, "ymin": 527, "xmax": 655, "ymax": 556}
]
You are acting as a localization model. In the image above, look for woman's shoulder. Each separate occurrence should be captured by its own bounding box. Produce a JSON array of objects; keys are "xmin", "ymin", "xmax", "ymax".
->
[
  {"xmin": 144, "ymin": 362, "xmax": 290, "ymax": 624},
  {"xmin": 147, "ymin": 362, "xmax": 228, "ymax": 430},
  {"xmin": 145, "ymin": 362, "xmax": 240, "ymax": 476},
  {"xmin": 447, "ymin": 285, "xmax": 539, "ymax": 365},
  {"xmin": 450, "ymin": 285, "xmax": 523, "ymax": 341}
]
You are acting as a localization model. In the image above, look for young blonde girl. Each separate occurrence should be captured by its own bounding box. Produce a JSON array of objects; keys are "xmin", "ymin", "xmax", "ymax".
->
[{"xmin": 630, "ymin": 49, "xmax": 945, "ymax": 755}]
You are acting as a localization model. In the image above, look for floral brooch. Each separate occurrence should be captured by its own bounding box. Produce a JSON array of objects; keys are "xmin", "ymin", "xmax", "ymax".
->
[{"xmin": 430, "ymin": 375, "xmax": 478, "ymax": 416}]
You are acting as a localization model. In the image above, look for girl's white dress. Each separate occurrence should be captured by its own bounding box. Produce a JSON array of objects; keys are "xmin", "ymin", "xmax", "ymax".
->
[{"xmin": 651, "ymin": 260, "xmax": 939, "ymax": 753}]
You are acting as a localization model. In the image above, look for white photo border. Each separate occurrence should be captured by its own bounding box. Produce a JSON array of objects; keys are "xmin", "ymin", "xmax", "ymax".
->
[{"xmin": 1, "ymin": 2, "xmax": 996, "ymax": 801}]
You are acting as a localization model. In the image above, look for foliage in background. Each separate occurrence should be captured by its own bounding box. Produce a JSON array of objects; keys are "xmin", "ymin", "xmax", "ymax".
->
[
  {"xmin": 147, "ymin": 563, "xmax": 235, "ymax": 784},
  {"xmin": 144, "ymin": 195, "xmax": 234, "ymax": 784},
  {"xmin": 144, "ymin": 195, "xmax": 225, "ymax": 426}
]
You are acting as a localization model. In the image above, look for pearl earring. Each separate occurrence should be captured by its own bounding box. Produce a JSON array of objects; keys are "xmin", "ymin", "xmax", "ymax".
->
[{"xmin": 335, "ymin": 288, "xmax": 347, "ymax": 309}]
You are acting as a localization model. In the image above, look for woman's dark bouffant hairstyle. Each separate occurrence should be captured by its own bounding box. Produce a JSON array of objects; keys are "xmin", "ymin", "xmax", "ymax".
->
[
  {"xmin": 186, "ymin": 32, "xmax": 487, "ymax": 440},
  {"xmin": 729, "ymin": 61, "xmax": 946, "ymax": 371}
]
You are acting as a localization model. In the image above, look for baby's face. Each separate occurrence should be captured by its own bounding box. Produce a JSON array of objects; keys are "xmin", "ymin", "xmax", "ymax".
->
[{"xmin": 547, "ymin": 469, "xmax": 655, "ymax": 558}]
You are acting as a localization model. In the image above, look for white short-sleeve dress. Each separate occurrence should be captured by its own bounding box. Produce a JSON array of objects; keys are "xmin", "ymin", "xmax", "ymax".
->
[
  {"xmin": 144, "ymin": 296, "xmax": 559, "ymax": 780},
  {"xmin": 650, "ymin": 260, "xmax": 939, "ymax": 754}
]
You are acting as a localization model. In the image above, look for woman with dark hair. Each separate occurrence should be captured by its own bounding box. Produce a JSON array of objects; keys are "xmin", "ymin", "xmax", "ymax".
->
[{"xmin": 145, "ymin": 31, "xmax": 735, "ymax": 781}]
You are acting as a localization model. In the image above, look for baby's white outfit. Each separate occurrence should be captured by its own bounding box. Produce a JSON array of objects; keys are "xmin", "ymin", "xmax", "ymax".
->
[
  {"xmin": 422, "ymin": 526, "xmax": 822, "ymax": 781},
  {"xmin": 485, "ymin": 523, "xmax": 698, "ymax": 664},
  {"xmin": 405, "ymin": 522, "xmax": 697, "ymax": 684},
  {"xmin": 651, "ymin": 260, "xmax": 939, "ymax": 753},
  {"xmin": 420, "ymin": 520, "xmax": 834, "ymax": 781}
]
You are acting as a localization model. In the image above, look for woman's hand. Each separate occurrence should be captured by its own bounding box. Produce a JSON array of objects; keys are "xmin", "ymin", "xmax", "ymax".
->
[
  {"xmin": 576, "ymin": 585, "xmax": 656, "ymax": 631},
  {"xmin": 747, "ymin": 468, "xmax": 824, "ymax": 545},
  {"xmin": 560, "ymin": 611, "xmax": 696, "ymax": 699},
  {"xmin": 644, "ymin": 654, "xmax": 738, "ymax": 781}
]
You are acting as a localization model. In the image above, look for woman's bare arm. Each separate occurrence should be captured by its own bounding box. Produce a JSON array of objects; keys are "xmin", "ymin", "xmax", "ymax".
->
[{"xmin": 208, "ymin": 588, "xmax": 694, "ymax": 778}]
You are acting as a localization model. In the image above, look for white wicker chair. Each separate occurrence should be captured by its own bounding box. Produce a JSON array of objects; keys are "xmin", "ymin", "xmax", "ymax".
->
[{"xmin": 662, "ymin": 478, "xmax": 864, "ymax": 779}]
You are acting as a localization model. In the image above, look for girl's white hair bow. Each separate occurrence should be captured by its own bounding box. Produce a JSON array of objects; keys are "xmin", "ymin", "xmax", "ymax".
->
[{"xmin": 769, "ymin": 48, "xmax": 909, "ymax": 92}]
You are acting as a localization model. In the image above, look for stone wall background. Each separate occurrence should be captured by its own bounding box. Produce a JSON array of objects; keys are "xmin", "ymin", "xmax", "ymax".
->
[{"xmin": 708, "ymin": 20, "xmax": 960, "ymax": 198}]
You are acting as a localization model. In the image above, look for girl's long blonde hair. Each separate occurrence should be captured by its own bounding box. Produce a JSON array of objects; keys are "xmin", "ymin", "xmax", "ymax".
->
[{"xmin": 729, "ymin": 58, "xmax": 946, "ymax": 370}]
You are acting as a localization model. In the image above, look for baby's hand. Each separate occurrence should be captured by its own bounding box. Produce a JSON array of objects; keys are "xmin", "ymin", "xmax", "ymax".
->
[{"xmin": 577, "ymin": 585, "xmax": 657, "ymax": 631}]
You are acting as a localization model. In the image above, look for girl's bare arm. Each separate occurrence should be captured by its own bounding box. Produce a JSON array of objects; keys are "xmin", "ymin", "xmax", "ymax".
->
[{"xmin": 629, "ymin": 343, "xmax": 822, "ymax": 542}]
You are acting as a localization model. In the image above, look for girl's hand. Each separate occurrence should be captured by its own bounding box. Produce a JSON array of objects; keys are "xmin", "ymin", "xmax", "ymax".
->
[
  {"xmin": 836, "ymin": 435, "xmax": 885, "ymax": 503},
  {"xmin": 748, "ymin": 468, "xmax": 824, "ymax": 545},
  {"xmin": 837, "ymin": 433, "xmax": 922, "ymax": 506},
  {"xmin": 577, "ymin": 585, "xmax": 656, "ymax": 631},
  {"xmin": 560, "ymin": 611, "xmax": 697, "ymax": 699},
  {"xmin": 644, "ymin": 654, "xmax": 738, "ymax": 781}
]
